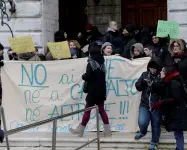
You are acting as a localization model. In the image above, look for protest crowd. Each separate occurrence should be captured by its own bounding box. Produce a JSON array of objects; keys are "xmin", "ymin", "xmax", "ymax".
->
[{"xmin": 0, "ymin": 20, "xmax": 187, "ymax": 150}]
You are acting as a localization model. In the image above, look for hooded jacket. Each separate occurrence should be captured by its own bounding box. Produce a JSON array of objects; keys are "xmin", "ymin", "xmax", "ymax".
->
[
  {"xmin": 135, "ymin": 57, "xmax": 162, "ymax": 109},
  {"xmin": 130, "ymin": 43, "xmax": 144, "ymax": 59}
]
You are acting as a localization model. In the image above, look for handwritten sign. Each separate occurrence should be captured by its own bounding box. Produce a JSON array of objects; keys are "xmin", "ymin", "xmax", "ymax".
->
[
  {"xmin": 1, "ymin": 56, "xmax": 150, "ymax": 133},
  {"xmin": 8, "ymin": 36, "xmax": 35, "ymax": 53},
  {"xmin": 156, "ymin": 20, "xmax": 179, "ymax": 39},
  {"xmin": 47, "ymin": 41, "xmax": 71, "ymax": 59}
]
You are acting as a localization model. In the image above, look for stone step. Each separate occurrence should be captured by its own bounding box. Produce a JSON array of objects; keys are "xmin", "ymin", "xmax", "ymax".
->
[
  {"xmin": 0, "ymin": 148, "xmax": 177, "ymax": 150},
  {"xmin": 0, "ymin": 132, "xmax": 187, "ymax": 149}
]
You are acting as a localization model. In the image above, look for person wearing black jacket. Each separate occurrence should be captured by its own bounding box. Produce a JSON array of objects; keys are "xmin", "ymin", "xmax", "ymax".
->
[
  {"xmin": 151, "ymin": 65, "xmax": 187, "ymax": 150},
  {"xmin": 135, "ymin": 57, "xmax": 162, "ymax": 150},
  {"xmin": 103, "ymin": 21, "xmax": 124, "ymax": 55},
  {"xmin": 169, "ymin": 39, "xmax": 187, "ymax": 84},
  {"xmin": 0, "ymin": 43, "xmax": 4, "ymax": 106},
  {"xmin": 69, "ymin": 43, "xmax": 111, "ymax": 137},
  {"xmin": 151, "ymin": 33, "xmax": 172, "ymax": 66}
]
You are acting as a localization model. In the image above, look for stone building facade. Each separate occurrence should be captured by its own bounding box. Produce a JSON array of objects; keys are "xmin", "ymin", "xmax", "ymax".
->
[{"xmin": 0, "ymin": 0, "xmax": 187, "ymax": 54}]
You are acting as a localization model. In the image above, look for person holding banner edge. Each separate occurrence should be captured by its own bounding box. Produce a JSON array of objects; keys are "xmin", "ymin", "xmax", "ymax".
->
[{"xmin": 69, "ymin": 42, "xmax": 111, "ymax": 137}]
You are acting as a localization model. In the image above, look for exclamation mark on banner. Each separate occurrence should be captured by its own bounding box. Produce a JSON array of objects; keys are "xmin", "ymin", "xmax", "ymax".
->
[{"xmin": 119, "ymin": 100, "xmax": 129, "ymax": 120}]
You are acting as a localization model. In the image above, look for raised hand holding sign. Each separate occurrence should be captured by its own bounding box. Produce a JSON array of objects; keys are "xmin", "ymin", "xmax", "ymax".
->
[{"xmin": 47, "ymin": 41, "xmax": 71, "ymax": 59}]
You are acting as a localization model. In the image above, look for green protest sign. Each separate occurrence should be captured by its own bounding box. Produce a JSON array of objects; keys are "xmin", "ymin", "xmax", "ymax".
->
[{"xmin": 156, "ymin": 20, "xmax": 179, "ymax": 39}]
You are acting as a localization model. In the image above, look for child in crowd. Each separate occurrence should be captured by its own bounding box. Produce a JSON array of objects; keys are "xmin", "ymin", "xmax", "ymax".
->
[
  {"xmin": 101, "ymin": 42, "xmax": 113, "ymax": 56},
  {"xmin": 130, "ymin": 43, "xmax": 145, "ymax": 59},
  {"xmin": 69, "ymin": 40, "xmax": 81, "ymax": 59}
]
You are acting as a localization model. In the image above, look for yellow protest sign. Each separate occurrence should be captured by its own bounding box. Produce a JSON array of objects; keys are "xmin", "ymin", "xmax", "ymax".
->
[
  {"xmin": 8, "ymin": 36, "xmax": 35, "ymax": 53},
  {"xmin": 47, "ymin": 41, "xmax": 71, "ymax": 59}
]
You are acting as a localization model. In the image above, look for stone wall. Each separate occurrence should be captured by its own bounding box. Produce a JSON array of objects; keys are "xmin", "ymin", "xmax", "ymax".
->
[
  {"xmin": 87, "ymin": 0, "xmax": 121, "ymax": 33},
  {"xmin": 42, "ymin": 0, "xmax": 59, "ymax": 52},
  {"xmin": 168, "ymin": 0, "xmax": 187, "ymax": 42},
  {"xmin": 0, "ymin": 0, "xmax": 59, "ymax": 54}
]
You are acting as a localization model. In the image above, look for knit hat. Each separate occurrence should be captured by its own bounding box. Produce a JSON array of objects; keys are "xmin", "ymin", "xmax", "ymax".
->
[
  {"xmin": 86, "ymin": 24, "xmax": 93, "ymax": 31},
  {"xmin": 101, "ymin": 42, "xmax": 113, "ymax": 51}
]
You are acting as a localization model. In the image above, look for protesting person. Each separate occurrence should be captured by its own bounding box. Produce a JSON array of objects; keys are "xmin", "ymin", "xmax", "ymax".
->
[
  {"xmin": 169, "ymin": 39, "xmax": 187, "ymax": 84},
  {"xmin": 18, "ymin": 52, "xmax": 41, "ymax": 61},
  {"xmin": 77, "ymin": 24, "xmax": 93, "ymax": 48},
  {"xmin": 151, "ymin": 65, "xmax": 187, "ymax": 150},
  {"xmin": 151, "ymin": 33, "xmax": 170, "ymax": 65},
  {"xmin": 130, "ymin": 43, "xmax": 145, "ymax": 59},
  {"xmin": 135, "ymin": 58, "xmax": 162, "ymax": 150},
  {"xmin": 144, "ymin": 44, "xmax": 156, "ymax": 58},
  {"xmin": 101, "ymin": 42, "xmax": 113, "ymax": 56},
  {"xmin": 7, "ymin": 49, "xmax": 18, "ymax": 60},
  {"xmin": 0, "ymin": 43, "xmax": 4, "ymax": 106},
  {"xmin": 54, "ymin": 30, "xmax": 68, "ymax": 42},
  {"xmin": 69, "ymin": 42, "xmax": 111, "ymax": 137},
  {"xmin": 121, "ymin": 24, "xmax": 136, "ymax": 59},
  {"xmin": 103, "ymin": 21, "xmax": 124, "ymax": 55},
  {"xmin": 69, "ymin": 40, "xmax": 81, "ymax": 59},
  {"xmin": 0, "ymin": 44, "xmax": 4, "ymax": 61}
]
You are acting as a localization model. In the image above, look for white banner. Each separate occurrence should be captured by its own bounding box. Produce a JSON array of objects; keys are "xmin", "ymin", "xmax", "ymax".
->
[{"xmin": 1, "ymin": 56, "xmax": 150, "ymax": 133}]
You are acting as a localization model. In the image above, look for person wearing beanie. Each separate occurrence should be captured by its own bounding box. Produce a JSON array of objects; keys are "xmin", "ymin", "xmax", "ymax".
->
[
  {"xmin": 135, "ymin": 57, "xmax": 162, "ymax": 150},
  {"xmin": 103, "ymin": 21, "xmax": 124, "ymax": 55},
  {"xmin": 151, "ymin": 32, "xmax": 170, "ymax": 66},
  {"xmin": 101, "ymin": 42, "xmax": 113, "ymax": 56},
  {"xmin": 86, "ymin": 24, "xmax": 93, "ymax": 33},
  {"xmin": 130, "ymin": 43, "xmax": 145, "ymax": 59},
  {"xmin": 77, "ymin": 24, "xmax": 102, "ymax": 48},
  {"xmin": 169, "ymin": 39, "xmax": 187, "ymax": 84},
  {"xmin": 151, "ymin": 65, "xmax": 187, "ymax": 150},
  {"xmin": 70, "ymin": 44, "xmax": 111, "ymax": 137},
  {"xmin": 121, "ymin": 24, "xmax": 136, "ymax": 59}
]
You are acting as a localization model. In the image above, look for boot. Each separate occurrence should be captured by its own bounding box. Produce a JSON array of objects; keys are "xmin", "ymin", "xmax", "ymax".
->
[
  {"xmin": 103, "ymin": 124, "xmax": 112, "ymax": 137},
  {"xmin": 69, "ymin": 124, "xmax": 85, "ymax": 137}
]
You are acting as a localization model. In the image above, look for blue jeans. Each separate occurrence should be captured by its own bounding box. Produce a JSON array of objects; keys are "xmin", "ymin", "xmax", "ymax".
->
[
  {"xmin": 174, "ymin": 131, "xmax": 184, "ymax": 150},
  {"xmin": 138, "ymin": 106, "xmax": 161, "ymax": 144}
]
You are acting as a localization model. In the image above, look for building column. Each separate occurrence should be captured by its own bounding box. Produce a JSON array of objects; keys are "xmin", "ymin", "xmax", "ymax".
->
[
  {"xmin": 0, "ymin": 0, "xmax": 59, "ymax": 54},
  {"xmin": 87, "ymin": 0, "xmax": 121, "ymax": 33},
  {"xmin": 168, "ymin": 0, "xmax": 187, "ymax": 42}
]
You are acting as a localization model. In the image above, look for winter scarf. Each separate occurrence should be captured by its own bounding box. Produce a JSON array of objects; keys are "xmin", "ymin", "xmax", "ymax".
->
[{"xmin": 88, "ymin": 56, "xmax": 106, "ymax": 72}]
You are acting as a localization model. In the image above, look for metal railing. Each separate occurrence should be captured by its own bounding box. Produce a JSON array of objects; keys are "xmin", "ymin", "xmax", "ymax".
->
[{"xmin": 0, "ymin": 105, "xmax": 100, "ymax": 150}]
